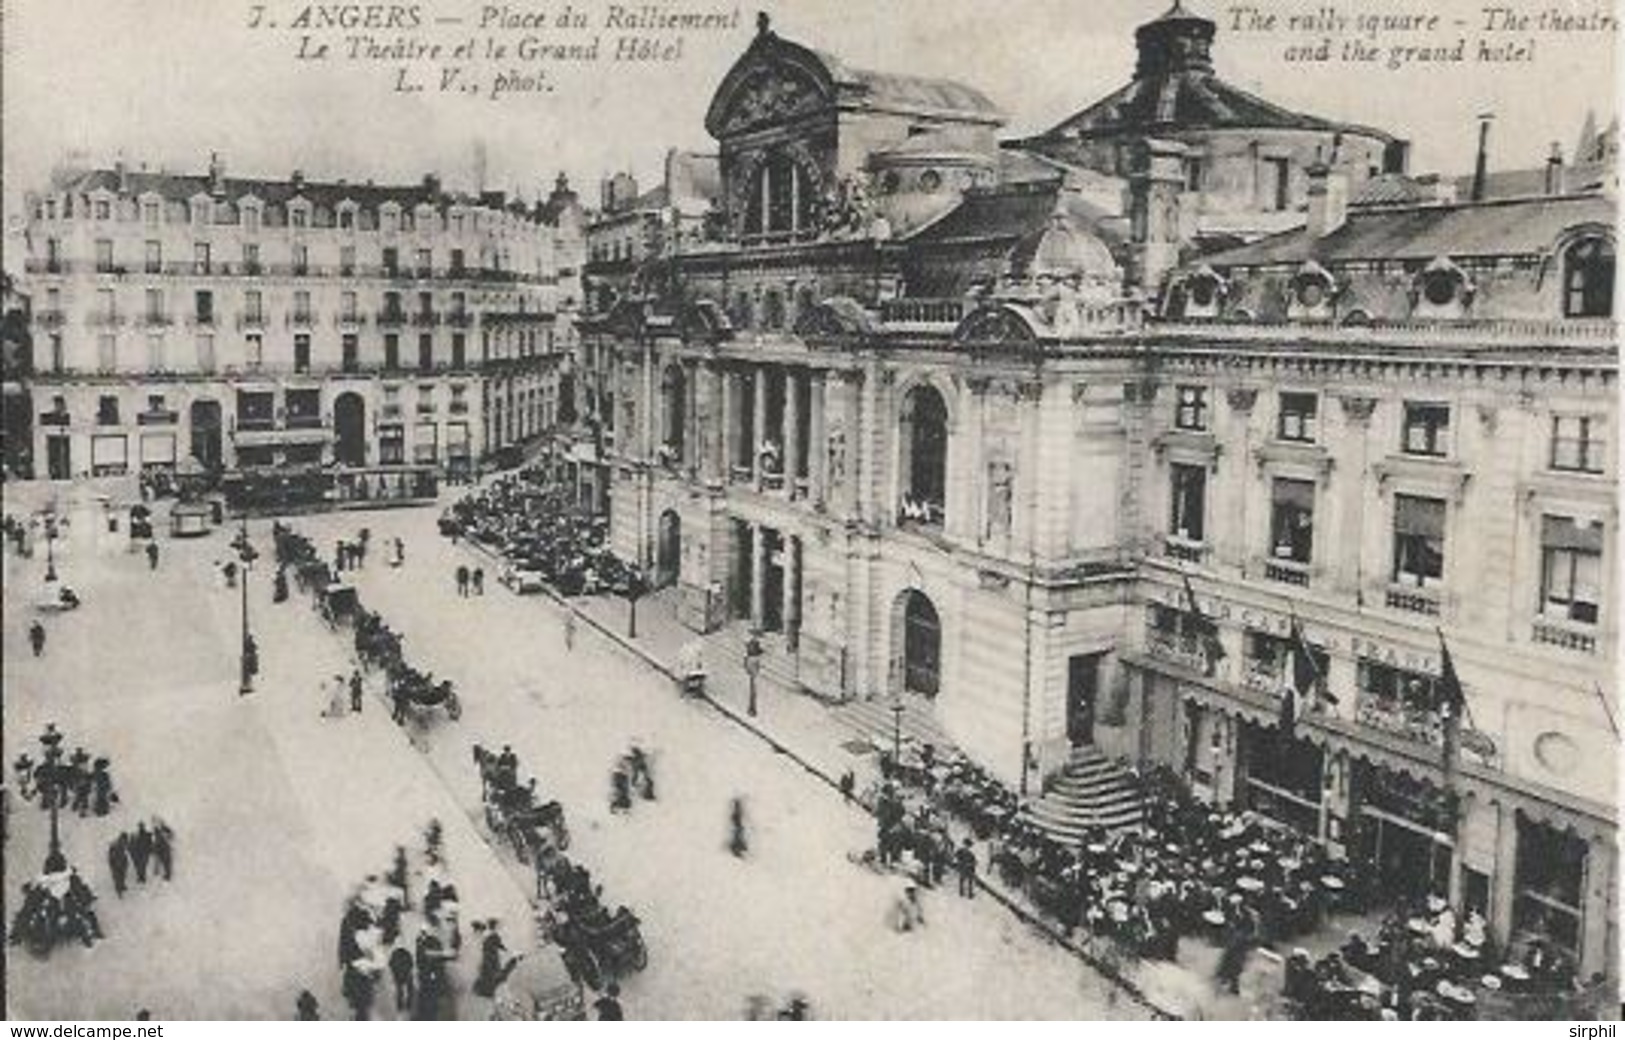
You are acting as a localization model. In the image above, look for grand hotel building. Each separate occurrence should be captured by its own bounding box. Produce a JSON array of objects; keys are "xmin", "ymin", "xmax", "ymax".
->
[
  {"xmin": 578, "ymin": 7, "xmax": 1619, "ymax": 980},
  {"xmin": 17, "ymin": 158, "xmax": 584, "ymax": 487}
]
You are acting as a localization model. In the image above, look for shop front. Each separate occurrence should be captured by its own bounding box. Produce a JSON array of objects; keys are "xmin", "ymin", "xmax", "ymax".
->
[
  {"xmin": 1351, "ymin": 761, "xmax": 1456, "ymax": 903},
  {"xmin": 1238, "ymin": 721, "xmax": 1325, "ymax": 836}
]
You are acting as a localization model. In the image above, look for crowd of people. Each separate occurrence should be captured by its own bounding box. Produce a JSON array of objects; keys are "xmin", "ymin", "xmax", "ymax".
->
[
  {"xmin": 107, "ymin": 819, "xmax": 174, "ymax": 896},
  {"xmin": 9, "ymin": 869, "xmax": 103, "ymax": 954},
  {"xmin": 11, "ymin": 734, "xmax": 121, "ymax": 820},
  {"xmin": 438, "ymin": 468, "xmax": 634, "ymax": 598}
]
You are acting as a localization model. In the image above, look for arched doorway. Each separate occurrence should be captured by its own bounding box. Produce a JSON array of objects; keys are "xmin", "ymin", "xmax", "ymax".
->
[
  {"xmin": 898, "ymin": 384, "xmax": 948, "ymax": 527},
  {"xmin": 656, "ymin": 509, "xmax": 681, "ymax": 588},
  {"xmin": 189, "ymin": 399, "xmax": 222, "ymax": 472},
  {"xmin": 893, "ymin": 589, "xmax": 942, "ymax": 698},
  {"xmin": 333, "ymin": 392, "xmax": 367, "ymax": 466}
]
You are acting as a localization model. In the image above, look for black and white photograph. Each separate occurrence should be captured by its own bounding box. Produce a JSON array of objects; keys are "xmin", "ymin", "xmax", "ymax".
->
[{"xmin": 0, "ymin": 0, "xmax": 1619, "ymax": 1023}]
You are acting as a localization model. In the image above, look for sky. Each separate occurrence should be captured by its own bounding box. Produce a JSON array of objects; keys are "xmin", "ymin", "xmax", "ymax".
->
[{"xmin": 1, "ymin": 0, "xmax": 1618, "ymax": 229}]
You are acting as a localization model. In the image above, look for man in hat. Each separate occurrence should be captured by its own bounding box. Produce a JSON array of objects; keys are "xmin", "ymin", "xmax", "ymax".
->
[{"xmin": 107, "ymin": 833, "xmax": 130, "ymax": 897}]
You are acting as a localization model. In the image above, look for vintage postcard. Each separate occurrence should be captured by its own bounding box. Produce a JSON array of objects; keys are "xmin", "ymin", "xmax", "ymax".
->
[{"xmin": 1, "ymin": 0, "xmax": 1619, "ymax": 1023}]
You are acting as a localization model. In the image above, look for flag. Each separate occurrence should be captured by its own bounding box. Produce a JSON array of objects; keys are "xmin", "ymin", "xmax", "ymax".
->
[
  {"xmin": 1181, "ymin": 573, "xmax": 1227, "ymax": 663},
  {"xmin": 1436, "ymin": 629, "xmax": 1467, "ymax": 781},
  {"xmin": 1289, "ymin": 609, "xmax": 1336, "ymax": 707},
  {"xmin": 1278, "ymin": 676, "xmax": 1300, "ymax": 735}
]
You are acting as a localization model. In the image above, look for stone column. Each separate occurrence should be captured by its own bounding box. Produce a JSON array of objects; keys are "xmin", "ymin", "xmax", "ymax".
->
[
  {"xmin": 641, "ymin": 347, "xmax": 656, "ymax": 460},
  {"xmin": 784, "ymin": 366, "xmax": 801, "ymax": 497},
  {"xmin": 809, "ymin": 373, "xmax": 828, "ymax": 507},
  {"xmin": 750, "ymin": 523, "xmax": 767, "ymax": 627},
  {"xmin": 720, "ymin": 367, "xmax": 736, "ymax": 481},
  {"xmin": 1337, "ymin": 394, "xmax": 1377, "ymax": 601},
  {"xmin": 1490, "ymin": 803, "xmax": 1518, "ymax": 952},
  {"xmin": 752, "ymin": 366, "xmax": 767, "ymax": 487},
  {"xmin": 782, "ymin": 533, "xmax": 799, "ymax": 648}
]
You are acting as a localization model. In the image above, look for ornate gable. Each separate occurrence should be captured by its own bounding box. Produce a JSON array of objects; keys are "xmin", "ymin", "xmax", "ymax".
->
[{"xmin": 704, "ymin": 22, "xmax": 837, "ymax": 140}]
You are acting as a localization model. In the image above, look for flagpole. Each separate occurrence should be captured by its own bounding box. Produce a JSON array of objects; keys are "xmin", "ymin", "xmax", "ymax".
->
[{"xmin": 1593, "ymin": 682, "xmax": 1621, "ymax": 739}]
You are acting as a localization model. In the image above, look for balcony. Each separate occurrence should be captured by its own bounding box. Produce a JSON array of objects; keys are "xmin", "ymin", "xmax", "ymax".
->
[
  {"xmin": 381, "ymin": 404, "xmax": 403, "ymax": 420},
  {"xmin": 1147, "ymin": 630, "xmax": 1208, "ymax": 675},
  {"xmin": 1263, "ymin": 557, "xmax": 1311, "ymax": 587},
  {"xmin": 189, "ymin": 313, "xmax": 217, "ymax": 329},
  {"xmin": 37, "ymin": 310, "xmax": 66, "ymax": 328},
  {"xmin": 288, "ymin": 311, "xmax": 317, "ymax": 329},
  {"xmin": 448, "ymin": 400, "xmax": 470, "ymax": 415},
  {"xmin": 446, "ymin": 311, "xmax": 473, "ymax": 328},
  {"xmin": 141, "ymin": 313, "xmax": 174, "ymax": 328},
  {"xmin": 411, "ymin": 312, "xmax": 440, "ymax": 327},
  {"xmin": 88, "ymin": 312, "xmax": 125, "ymax": 328},
  {"xmin": 235, "ymin": 415, "xmax": 276, "ymax": 433},
  {"xmin": 237, "ymin": 313, "xmax": 267, "ymax": 330},
  {"xmin": 38, "ymin": 410, "xmax": 70, "ymax": 427},
  {"xmin": 242, "ymin": 262, "xmax": 264, "ymax": 277},
  {"xmin": 137, "ymin": 409, "xmax": 179, "ymax": 426},
  {"xmin": 333, "ymin": 312, "xmax": 367, "ymax": 328},
  {"xmin": 1531, "ymin": 617, "xmax": 1597, "ymax": 654},
  {"xmin": 729, "ymin": 464, "xmax": 752, "ymax": 484},
  {"xmin": 1356, "ymin": 691, "xmax": 1443, "ymax": 747},
  {"xmin": 1241, "ymin": 659, "xmax": 1285, "ymax": 696},
  {"xmin": 1164, "ymin": 534, "xmax": 1207, "ymax": 564},
  {"xmin": 377, "ymin": 310, "xmax": 407, "ymax": 327},
  {"xmin": 1386, "ymin": 584, "xmax": 1442, "ymax": 616},
  {"xmin": 25, "ymin": 259, "xmax": 65, "ymax": 275},
  {"xmin": 284, "ymin": 413, "xmax": 325, "ymax": 430}
]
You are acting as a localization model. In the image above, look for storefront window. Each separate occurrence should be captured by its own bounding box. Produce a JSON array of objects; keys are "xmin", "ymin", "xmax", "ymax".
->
[
  {"xmin": 1513, "ymin": 815, "xmax": 1586, "ymax": 955},
  {"xmin": 1241, "ymin": 723, "xmax": 1323, "ymax": 835},
  {"xmin": 1356, "ymin": 659, "xmax": 1442, "ymax": 745}
]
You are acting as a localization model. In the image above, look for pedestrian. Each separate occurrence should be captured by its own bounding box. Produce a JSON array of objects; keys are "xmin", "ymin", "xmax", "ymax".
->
[
  {"xmin": 342, "ymin": 959, "xmax": 375, "ymax": 1021},
  {"xmin": 593, "ymin": 982, "xmax": 624, "ymax": 1021},
  {"xmin": 350, "ymin": 670, "xmax": 365, "ymax": 713},
  {"xmin": 393, "ymin": 537, "xmax": 404, "ymax": 566},
  {"xmin": 130, "ymin": 821, "xmax": 153, "ymax": 884},
  {"xmin": 295, "ymin": 990, "xmax": 321, "ymax": 1020},
  {"xmin": 727, "ymin": 797, "xmax": 749, "ymax": 858},
  {"xmin": 955, "ymin": 838, "xmax": 978, "ymax": 899},
  {"xmin": 151, "ymin": 818, "xmax": 174, "ymax": 881},
  {"xmin": 455, "ymin": 565, "xmax": 469, "ymax": 597},
  {"xmin": 389, "ymin": 945, "xmax": 415, "ymax": 1011},
  {"xmin": 91, "ymin": 757, "xmax": 117, "ymax": 816},
  {"xmin": 609, "ymin": 765, "xmax": 632, "ymax": 814},
  {"xmin": 839, "ymin": 769, "xmax": 855, "ymax": 804},
  {"xmin": 28, "ymin": 620, "xmax": 45, "ymax": 658},
  {"xmin": 563, "ymin": 609, "xmax": 576, "ymax": 651},
  {"xmin": 472, "ymin": 567, "xmax": 484, "ymax": 595},
  {"xmin": 108, "ymin": 833, "xmax": 130, "ymax": 898},
  {"xmin": 893, "ymin": 883, "xmax": 925, "ymax": 932},
  {"xmin": 13, "ymin": 754, "xmax": 35, "ymax": 802},
  {"xmin": 472, "ymin": 920, "xmax": 521, "ymax": 998},
  {"xmin": 145, "ymin": 540, "xmax": 159, "ymax": 570}
]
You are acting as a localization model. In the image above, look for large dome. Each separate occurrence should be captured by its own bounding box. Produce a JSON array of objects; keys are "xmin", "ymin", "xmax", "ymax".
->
[{"xmin": 1015, "ymin": 211, "xmax": 1121, "ymax": 283}]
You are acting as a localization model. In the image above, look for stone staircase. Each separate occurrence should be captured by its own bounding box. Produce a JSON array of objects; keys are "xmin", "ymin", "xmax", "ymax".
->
[
  {"xmin": 1025, "ymin": 744, "xmax": 1145, "ymax": 842},
  {"xmin": 715, "ymin": 623, "xmax": 802, "ymax": 692}
]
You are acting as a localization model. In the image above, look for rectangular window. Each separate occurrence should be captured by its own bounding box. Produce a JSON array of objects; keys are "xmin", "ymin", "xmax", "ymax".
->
[
  {"xmin": 286, "ymin": 388, "xmax": 321, "ymax": 428},
  {"xmin": 145, "ymin": 288, "xmax": 164, "ymax": 323},
  {"xmin": 384, "ymin": 333, "xmax": 400, "ymax": 370},
  {"xmin": 195, "ymin": 290, "xmax": 214, "ymax": 324},
  {"xmin": 1185, "ymin": 157, "xmax": 1204, "ymax": 192},
  {"xmin": 145, "ymin": 240, "xmax": 162, "ymax": 274},
  {"xmin": 194, "ymin": 242, "xmax": 211, "ymax": 274},
  {"xmin": 340, "ymin": 246, "xmax": 356, "ymax": 277},
  {"xmin": 338, "ymin": 209, "xmax": 354, "ymax": 230},
  {"xmin": 1169, "ymin": 463, "xmax": 1207, "ymax": 542},
  {"xmin": 245, "ymin": 333, "xmax": 263, "ymax": 369},
  {"xmin": 49, "ymin": 334, "xmax": 63, "ymax": 373},
  {"xmin": 196, "ymin": 334, "xmax": 216, "ymax": 373},
  {"xmin": 1550, "ymin": 415, "xmax": 1605, "ymax": 474},
  {"xmin": 1270, "ymin": 477, "xmax": 1315, "ymax": 564},
  {"xmin": 383, "ymin": 247, "xmax": 399, "ymax": 276},
  {"xmin": 96, "ymin": 333, "xmax": 117, "ymax": 372},
  {"xmin": 1540, "ymin": 515, "xmax": 1603, "ymax": 625},
  {"xmin": 342, "ymin": 334, "xmax": 359, "ymax": 373},
  {"xmin": 1175, "ymin": 385, "xmax": 1208, "ymax": 431},
  {"xmin": 1402, "ymin": 402, "xmax": 1451, "ymax": 457},
  {"xmin": 383, "ymin": 291, "xmax": 403, "ymax": 321},
  {"xmin": 341, "ymin": 291, "xmax": 358, "ymax": 320},
  {"xmin": 142, "ymin": 201, "xmax": 159, "ymax": 225},
  {"xmin": 95, "ymin": 199, "xmax": 111, "ymax": 220},
  {"xmin": 379, "ymin": 425, "xmax": 405, "ymax": 465},
  {"xmin": 293, "ymin": 290, "xmax": 312, "ymax": 322},
  {"xmin": 96, "ymin": 239, "xmax": 115, "ymax": 272},
  {"xmin": 450, "ymin": 248, "xmax": 465, "ymax": 275},
  {"xmin": 290, "ymin": 208, "xmax": 307, "ymax": 229},
  {"xmin": 244, "ymin": 290, "xmax": 263, "ymax": 323},
  {"xmin": 416, "ymin": 248, "xmax": 432, "ymax": 277},
  {"xmin": 1392, "ymin": 494, "xmax": 1446, "ymax": 587},
  {"xmin": 146, "ymin": 333, "xmax": 165, "ymax": 372},
  {"xmin": 1269, "ymin": 157, "xmax": 1292, "ymax": 211},
  {"xmin": 244, "ymin": 206, "xmax": 260, "ymax": 233},
  {"xmin": 292, "ymin": 244, "xmax": 309, "ymax": 276},
  {"xmin": 417, "ymin": 291, "xmax": 433, "ymax": 317},
  {"xmin": 1278, "ymin": 392, "xmax": 1318, "ymax": 443},
  {"xmin": 451, "ymin": 333, "xmax": 466, "ymax": 368},
  {"xmin": 98, "ymin": 394, "xmax": 120, "ymax": 425},
  {"xmin": 293, "ymin": 334, "xmax": 311, "ymax": 374},
  {"xmin": 418, "ymin": 334, "xmax": 434, "ymax": 372},
  {"xmin": 236, "ymin": 390, "xmax": 275, "ymax": 430},
  {"xmin": 97, "ymin": 288, "xmax": 116, "ymax": 321},
  {"xmin": 46, "ymin": 239, "xmax": 62, "ymax": 272}
]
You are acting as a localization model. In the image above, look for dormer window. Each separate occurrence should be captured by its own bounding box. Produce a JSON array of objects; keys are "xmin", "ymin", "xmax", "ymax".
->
[
  {"xmin": 1288, "ymin": 262, "xmax": 1336, "ymax": 319},
  {"xmin": 1563, "ymin": 236, "xmax": 1614, "ymax": 318},
  {"xmin": 242, "ymin": 202, "xmax": 261, "ymax": 233},
  {"xmin": 1412, "ymin": 256, "xmax": 1474, "ymax": 318},
  {"xmin": 289, "ymin": 202, "xmax": 309, "ymax": 229}
]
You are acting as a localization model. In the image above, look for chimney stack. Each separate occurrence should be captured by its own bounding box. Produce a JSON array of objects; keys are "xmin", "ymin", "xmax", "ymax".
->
[
  {"xmin": 291, "ymin": 168, "xmax": 306, "ymax": 193},
  {"xmin": 423, "ymin": 172, "xmax": 442, "ymax": 198},
  {"xmin": 114, "ymin": 159, "xmax": 130, "ymax": 194},
  {"xmin": 1470, "ymin": 114, "xmax": 1493, "ymax": 202},
  {"xmin": 208, "ymin": 152, "xmax": 226, "ymax": 196},
  {"xmin": 1128, "ymin": 137, "xmax": 1188, "ymax": 297},
  {"xmin": 1544, "ymin": 142, "xmax": 1566, "ymax": 195},
  {"xmin": 1306, "ymin": 161, "xmax": 1349, "ymax": 238}
]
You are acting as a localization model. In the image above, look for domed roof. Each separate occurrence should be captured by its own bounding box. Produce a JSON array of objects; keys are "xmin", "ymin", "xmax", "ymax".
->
[
  {"xmin": 872, "ymin": 128, "xmax": 995, "ymax": 164},
  {"xmin": 1015, "ymin": 210, "xmax": 1120, "ymax": 281}
]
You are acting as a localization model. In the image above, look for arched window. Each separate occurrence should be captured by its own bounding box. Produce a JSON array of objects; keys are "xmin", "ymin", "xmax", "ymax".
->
[
  {"xmin": 750, "ymin": 153, "xmax": 816, "ymax": 238},
  {"xmin": 898, "ymin": 384, "xmax": 949, "ymax": 527},
  {"xmin": 899, "ymin": 590, "xmax": 941, "ymax": 697},
  {"xmin": 1564, "ymin": 237, "xmax": 1614, "ymax": 317}
]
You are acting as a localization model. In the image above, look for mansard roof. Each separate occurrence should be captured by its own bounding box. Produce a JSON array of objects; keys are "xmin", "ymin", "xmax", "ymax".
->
[
  {"xmin": 704, "ymin": 21, "xmax": 1004, "ymax": 139},
  {"xmin": 1199, "ymin": 192, "xmax": 1616, "ymax": 269}
]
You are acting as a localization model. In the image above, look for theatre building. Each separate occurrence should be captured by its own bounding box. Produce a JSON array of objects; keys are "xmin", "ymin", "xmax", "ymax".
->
[{"xmin": 583, "ymin": 7, "xmax": 1618, "ymax": 980}]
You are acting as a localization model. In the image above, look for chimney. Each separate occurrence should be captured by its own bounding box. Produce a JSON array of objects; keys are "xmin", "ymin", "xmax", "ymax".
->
[
  {"xmin": 114, "ymin": 159, "xmax": 130, "ymax": 194},
  {"xmin": 1306, "ymin": 161, "xmax": 1348, "ymax": 238},
  {"xmin": 423, "ymin": 172, "xmax": 442, "ymax": 197},
  {"xmin": 291, "ymin": 168, "xmax": 306, "ymax": 194},
  {"xmin": 1544, "ymin": 142, "xmax": 1565, "ymax": 195},
  {"xmin": 1470, "ymin": 114, "xmax": 1493, "ymax": 202},
  {"xmin": 208, "ymin": 152, "xmax": 226, "ymax": 196},
  {"xmin": 1127, "ymin": 137, "xmax": 1188, "ymax": 296}
]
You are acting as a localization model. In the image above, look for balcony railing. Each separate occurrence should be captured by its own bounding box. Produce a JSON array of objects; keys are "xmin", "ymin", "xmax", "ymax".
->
[
  {"xmin": 1152, "ymin": 316, "xmax": 1619, "ymax": 353},
  {"xmin": 235, "ymin": 416, "xmax": 276, "ymax": 432},
  {"xmin": 377, "ymin": 310, "xmax": 407, "ymax": 327},
  {"xmin": 1147, "ymin": 630, "xmax": 1208, "ymax": 674},
  {"xmin": 237, "ymin": 313, "xmax": 267, "ymax": 330},
  {"xmin": 137, "ymin": 409, "xmax": 179, "ymax": 426},
  {"xmin": 88, "ymin": 312, "xmax": 124, "ymax": 327},
  {"xmin": 448, "ymin": 400, "xmax": 470, "ymax": 415},
  {"xmin": 38, "ymin": 411, "xmax": 70, "ymax": 427},
  {"xmin": 189, "ymin": 313, "xmax": 217, "ymax": 328},
  {"xmin": 880, "ymin": 298, "xmax": 965, "ymax": 330},
  {"xmin": 141, "ymin": 313, "xmax": 174, "ymax": 328},
  {"xmin": 1386, "ymin": 584, "xmax": 1442, "ymax": 616},
  {"xmin": 1241, "ymin": 660, "xmax": 1285, "ymax": 695},
  {"xmin": 1356, "ymin": 691, "xmax": 1443, "ymax": 747},
  {"xmin": 1264, "ymin": 557, "xmax": 1311, "ymax": 587},
  {"xmin": 288, "ymin": 311, "xmax": 317, "ymax": 328},
  {"xmin": 446, "ymin": 312, "xmax": 473, "ymax": 327},
  {"xmin": 1531, "ymin": 617, "xmax": 1597, "ymax": 654},
  {"xmin": 411, "ymin": 312, "xmax": 440, "ymax": 327},
  {"xmin": 37, "ymin": 310, "xmax": 66, "ymax": 328},
  {"xmin": 284, "ymin": 414, "xmax": 325, "ymax": 430}
]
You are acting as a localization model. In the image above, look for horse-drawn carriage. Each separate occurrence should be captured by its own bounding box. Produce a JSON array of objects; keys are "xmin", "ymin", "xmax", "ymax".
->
[
  {"xmin": 475, "ymin": 745, "xmax": 569, "ymax": 861},
  {"xmin": 549, "ymin": 905, "xmax": 647, "ymax": 990},
  {"xmin": 389, "ymin": 666, "xmax": 462, "ymax": 722},
  {"xmin": 319, "ymin": 581, "xmax": 359, "ymax": 627}
]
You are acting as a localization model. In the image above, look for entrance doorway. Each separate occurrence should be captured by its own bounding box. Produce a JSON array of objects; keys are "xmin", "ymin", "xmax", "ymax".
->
[
  {"xmin": 333, "ymin": 392, "xmax": 367, "ymax": 466},
  {"xmin": 894, "ymin": 589, "xmax": 941, "ymax": 697},
  {"xmin": 1067, "ymin": 653, "xmax": 1102, "ymax": 745},
  {"xmin": 761, "ymin": 528, "xmax": 784, "ymax": 633},
  {"xmin": 656, "ymin": 509, "xmax": 681, "ymax": 588},
  {"xmin": 46, "ymin": 435, "xmax": 71, "ymax": 480},
  {"xmin": 731, "ymin": 520, "xmax": 753, "ymax": 620},
  {"xmin": 189, "ymin": 399, "xmax": 222, "ymax": 472}
]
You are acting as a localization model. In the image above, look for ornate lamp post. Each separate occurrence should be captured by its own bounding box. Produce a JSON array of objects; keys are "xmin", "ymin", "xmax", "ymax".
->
[
  {"xmin": 232, "ymin": 515, "xmax": 259, "ymax": 694},
  {"xmin": 38, "ymin": 724, "xmax": 66, "ymax": 873},
  {"xmin": 744, "ymin": 631, "xmax": 764, "ymax": 717},
  {"xmin": 624, "ymin": 566, "xmax": 648, "ymax": 639},
  {"xmin": 43, "ymin": 513, "xmax": 59, "ymax": 582},
  {"xmin": 891, "ymin": 699, "xmax": 905, "ymax": 762}
]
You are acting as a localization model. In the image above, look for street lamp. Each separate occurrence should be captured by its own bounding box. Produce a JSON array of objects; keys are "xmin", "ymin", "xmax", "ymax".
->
[
  {"xmin": 43, "ymin": 514, "xmax": 58, "ymax": 583},
  {"xmin": 744, "ymin": 631, "xmax": 764, "ymax": 717},
  {"xmin": 625, "ymin": 566, "xmax": 647, "ymax": 639},
  {"xmin": 891, "ymin": 699, "xmax": 905, "ymax": 762},
  {"xmin": 38, "ymin": 724, "xmax": 66, "ymax": 873},
  {"xmin": 232, "ymin": 515, "xmax": 260, "ymax": 695}
]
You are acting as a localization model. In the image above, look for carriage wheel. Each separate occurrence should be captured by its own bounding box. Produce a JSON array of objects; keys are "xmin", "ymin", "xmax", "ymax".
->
[{"xmin": 446, "ymin": 693, "xmax": 462, "ymax": 721}]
